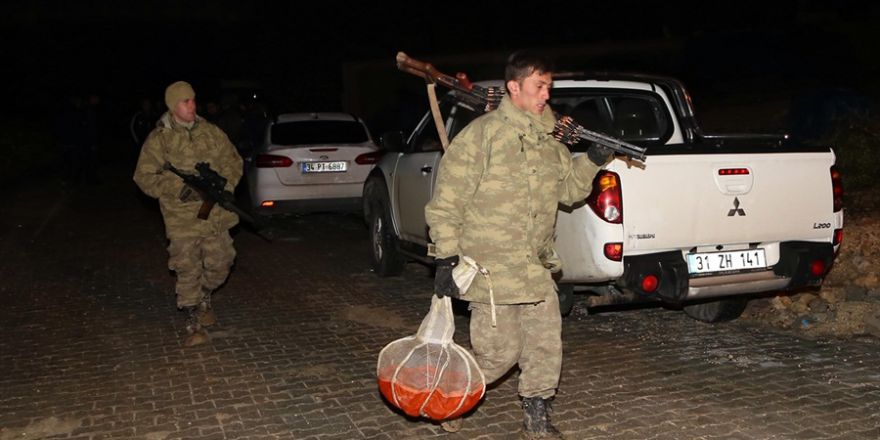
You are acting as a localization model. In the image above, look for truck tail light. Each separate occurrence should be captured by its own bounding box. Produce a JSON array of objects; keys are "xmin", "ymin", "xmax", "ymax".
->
[
  {"xmin": 355, "ymin": 151, "xmax": 385, "ymax": 165},
  {"xmin": 604, "ymin": 242, "xmax": 623, "ymax": 261},
  {"xmin": 256, "ymin": 154, "xmax": 293, "ymax": 168},
  {"xmin": 831, "ymin": 166, "xmax": 843, "ymax": 212},
  {"xmin": 810, "ymin": 259, "xmax": 827, "ymax": 277},
  {"xmin": 587, "ymin": 171, "xmax": 622, "ymax": 224},
  {"xmin": 833, "ymin": 229, "xmax": 843, "ymax": 246}
]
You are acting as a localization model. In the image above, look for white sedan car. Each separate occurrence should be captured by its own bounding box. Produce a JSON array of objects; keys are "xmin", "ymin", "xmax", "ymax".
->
[{"xmin": 245, "ymin": 112, "xmax": 382, "ymax": 216}]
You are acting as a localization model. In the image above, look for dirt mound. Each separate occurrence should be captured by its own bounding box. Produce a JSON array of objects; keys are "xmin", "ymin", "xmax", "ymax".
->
[{"xmin": 741, "ymin": 195, "xmax": 880, "ymax": 339}]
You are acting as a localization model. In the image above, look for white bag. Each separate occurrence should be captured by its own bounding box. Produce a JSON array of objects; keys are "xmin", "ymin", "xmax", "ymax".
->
[{"xmin": 377, "ymin": 296, "xmax": 486, "ymax": 420}]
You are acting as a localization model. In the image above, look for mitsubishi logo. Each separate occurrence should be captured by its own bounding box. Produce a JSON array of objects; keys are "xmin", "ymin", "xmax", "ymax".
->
[{"xmin": 728, "ymin": 197, "xmax": 746, "ymax": 216}]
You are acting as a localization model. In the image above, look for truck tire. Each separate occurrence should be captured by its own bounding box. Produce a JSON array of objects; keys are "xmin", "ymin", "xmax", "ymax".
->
[
  {"xmin": 557, "ymin": 284, "xmax": 575, "ymax": 316},
  {"xmin": 364, "ymin": 178, "xmax": 406, "ymax": 277},
  {"xmin": 683, "ymin": 298, "xmax": 748, "ymax": 323}
]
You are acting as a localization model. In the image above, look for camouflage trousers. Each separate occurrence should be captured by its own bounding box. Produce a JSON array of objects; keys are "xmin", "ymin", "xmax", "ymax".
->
[
  {"xmin": 468, "ymin": 290, "xmax": 562, "ymax": 399},
  {"xmin": 167, "ymin": 231, "xmax": 236, "ymax": 308}
]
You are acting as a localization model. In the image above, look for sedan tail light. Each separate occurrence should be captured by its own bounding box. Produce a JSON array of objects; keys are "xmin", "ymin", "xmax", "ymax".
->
[
  {"xmin": 256, "ymin": 154, "xmax": 293, "ymax": 168},
  {"xmin": 587, "ymin": 171, "xmax": 623, "ymax": 224},
  {"xmin": 355, "ymin": 151, "xmax": 385, "ymax": 165}
]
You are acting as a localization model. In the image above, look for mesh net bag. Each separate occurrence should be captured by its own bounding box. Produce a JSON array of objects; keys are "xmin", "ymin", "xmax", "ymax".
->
[{"xmin": 377, "ymin": 296, "xmax": 485, "ymax": 421}]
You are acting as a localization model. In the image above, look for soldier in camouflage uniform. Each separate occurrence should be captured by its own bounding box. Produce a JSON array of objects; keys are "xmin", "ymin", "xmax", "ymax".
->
[
  {"xmin": 134, "ymin": 81, "xmax": 243, "ymax": 347},
  {"xmin": 425, "ymin": 52, "xmax": 612, "ymax": 439}
]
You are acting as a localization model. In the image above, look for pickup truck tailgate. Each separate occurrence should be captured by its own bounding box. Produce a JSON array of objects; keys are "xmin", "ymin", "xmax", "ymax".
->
[{"xmin": 619, "ymin": 151, "xmax": 837, "ymax": 254}]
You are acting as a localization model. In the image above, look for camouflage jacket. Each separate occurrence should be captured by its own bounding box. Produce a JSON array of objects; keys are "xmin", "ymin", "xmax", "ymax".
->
[
  {"xmin": 425, "ymin": 96, "xmax": 602, "ymax": 304},
  {"xmin": 133, "ymin": 112, "xmax": 243, "ymax": 239}
]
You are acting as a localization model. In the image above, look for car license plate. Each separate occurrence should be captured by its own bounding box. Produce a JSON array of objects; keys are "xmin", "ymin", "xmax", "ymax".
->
[
  {"xmin": 302, "ymin": 161, "xmax": 347, "ymax": 173},
  {"xmin": 686, "ymin": 249, "xmax": 767, "ymax": 274}
]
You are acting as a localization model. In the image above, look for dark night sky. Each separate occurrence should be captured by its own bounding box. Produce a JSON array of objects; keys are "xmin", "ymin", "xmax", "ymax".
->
[{"xmin": 2, "ymin": 1, "xmax": 878, "ymax": 133}]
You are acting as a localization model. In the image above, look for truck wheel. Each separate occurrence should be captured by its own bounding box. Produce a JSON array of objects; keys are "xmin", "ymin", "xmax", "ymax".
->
[
  {"xmin": 683, "ymin": 298, "xmax": 749, "ymax": 323},
  {"xmin": 557, "ymin": 284, "xmax": 575, "ymax": 316},
  {"xmin": 364, "ymin": 178, "xmax": 406, "ymax": 277}
]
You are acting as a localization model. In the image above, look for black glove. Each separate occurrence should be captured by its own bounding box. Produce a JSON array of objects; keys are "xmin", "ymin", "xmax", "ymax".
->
[
  {"xmin": 434, "ymin": 256, "xmax": 460, "ymax": 299},
  {"xmin": 586, "ymin": 143, "xmax": 613, "ymax": 165}
]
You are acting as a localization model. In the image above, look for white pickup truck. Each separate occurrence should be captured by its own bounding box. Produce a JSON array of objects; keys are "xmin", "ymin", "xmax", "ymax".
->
[{"xmin": 363, "ymin": 73, "xmax": 844, "ymax": 323}]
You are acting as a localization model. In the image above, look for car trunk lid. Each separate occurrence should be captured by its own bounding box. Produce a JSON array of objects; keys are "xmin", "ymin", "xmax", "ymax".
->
[{"xmin": 264, "ymin": 143, "xmax": 377, "ymax": 186}]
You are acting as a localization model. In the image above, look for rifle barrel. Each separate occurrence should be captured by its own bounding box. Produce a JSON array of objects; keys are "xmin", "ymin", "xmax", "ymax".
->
[
  {"xmin": 220, "ymin": 199, "xmax": 257, "ymax": 225},
  {"xmin": 576, "ymin": 128, "xmax": 647, "ymax": 160}
]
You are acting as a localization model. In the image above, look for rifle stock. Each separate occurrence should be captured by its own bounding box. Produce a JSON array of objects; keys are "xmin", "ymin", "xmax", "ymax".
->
[
  {"xmin": 396, "ymin": 52, "xmax": 502, "ymax": 112},
  {"xmin": 396, "ymin": 52, "xmax": 458, "ymax": 90}
]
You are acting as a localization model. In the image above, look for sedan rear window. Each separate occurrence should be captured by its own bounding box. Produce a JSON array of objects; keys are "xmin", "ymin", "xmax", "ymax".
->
[{"xmin": 271, "ymin": 121, "xmax": 369, "ymax": 145}]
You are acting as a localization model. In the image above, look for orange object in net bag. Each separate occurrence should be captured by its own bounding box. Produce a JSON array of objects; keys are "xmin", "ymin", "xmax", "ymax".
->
[{"xmin": 377, "ymin": 296, "xmax": 485, "ymax": 421}]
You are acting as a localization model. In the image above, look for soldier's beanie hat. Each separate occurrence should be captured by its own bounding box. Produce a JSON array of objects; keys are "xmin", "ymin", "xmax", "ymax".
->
[{"xmin": 164, "ymin": 81, "xmax": 195, "ymax": 110}]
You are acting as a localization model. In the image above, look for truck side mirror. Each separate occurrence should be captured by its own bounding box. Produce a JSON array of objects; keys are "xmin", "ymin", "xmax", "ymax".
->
[{"xmin": 380, "ymin": 131, "xmax": 406, "ymax": 152}]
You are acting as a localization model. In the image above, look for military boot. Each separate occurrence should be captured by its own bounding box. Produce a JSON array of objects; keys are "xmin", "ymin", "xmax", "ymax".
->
[
  {"xmin": 182, "ymin": 306, "xmax": 210, "ymax": 347},
  {"xmin": 197, "ymin": 288, "xmax": 217, "ymax": 327},
  {"xmin": 521, "ymin": 397, "xmax": 563, "ymax": 440}
]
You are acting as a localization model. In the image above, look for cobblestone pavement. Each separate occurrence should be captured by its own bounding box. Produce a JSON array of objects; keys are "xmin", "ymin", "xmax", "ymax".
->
[{"xmin": 2, "ymin": 172, "xmax": 880, "ymax": 440}]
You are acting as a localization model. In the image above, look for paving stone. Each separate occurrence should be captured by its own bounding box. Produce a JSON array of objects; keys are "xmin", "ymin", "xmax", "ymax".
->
[{"xmin": 2, "ymin": 173, "xmax": 880, "ymax": 439}]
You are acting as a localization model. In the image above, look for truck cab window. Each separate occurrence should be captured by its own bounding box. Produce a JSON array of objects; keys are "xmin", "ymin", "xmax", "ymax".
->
[
  {"xmin": 410, "ymin": 99, "xmax": 453, "ymax": 153},
  {"xmin": 609, "ymin": 97, "xmax": 663, "ymax": 141},
  {"xmin": 551, "ymin": 89, "xmax": 672, "ymax": 147},
  {"xmin": 447, "ymin": 103, "xmax": 481, "ymax": 141},
  {"xmin": 569, "ymin": 99, "xmax": 613, "ymax": 135}
]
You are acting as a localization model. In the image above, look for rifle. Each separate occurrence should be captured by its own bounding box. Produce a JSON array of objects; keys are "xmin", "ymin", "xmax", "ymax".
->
[
  {"xmin": 395, "ymin": 52, "xmax": 647, "ymax": 161},
  {"xmin": 552, "ymin": 116, "xmax": 647, "ymax": 161},
  {"xmin": 164, "ymin": 162, "xmax": 271, "ymax": 240}
]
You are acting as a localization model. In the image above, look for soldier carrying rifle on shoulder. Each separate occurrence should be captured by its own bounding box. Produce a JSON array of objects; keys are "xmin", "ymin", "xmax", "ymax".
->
[{"xmin": 425, "ymin": 51, "xmax": 613, "ymax": 439}]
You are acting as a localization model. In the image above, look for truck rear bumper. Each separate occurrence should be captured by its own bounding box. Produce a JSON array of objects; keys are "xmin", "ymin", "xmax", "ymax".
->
[
  {"xmin": 620, "ymin": 241, "xmax": 835, "ymax": 302},
  {"xmin": 687, "ymin": 271, "xmax": 789, "ymax": 300}
]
